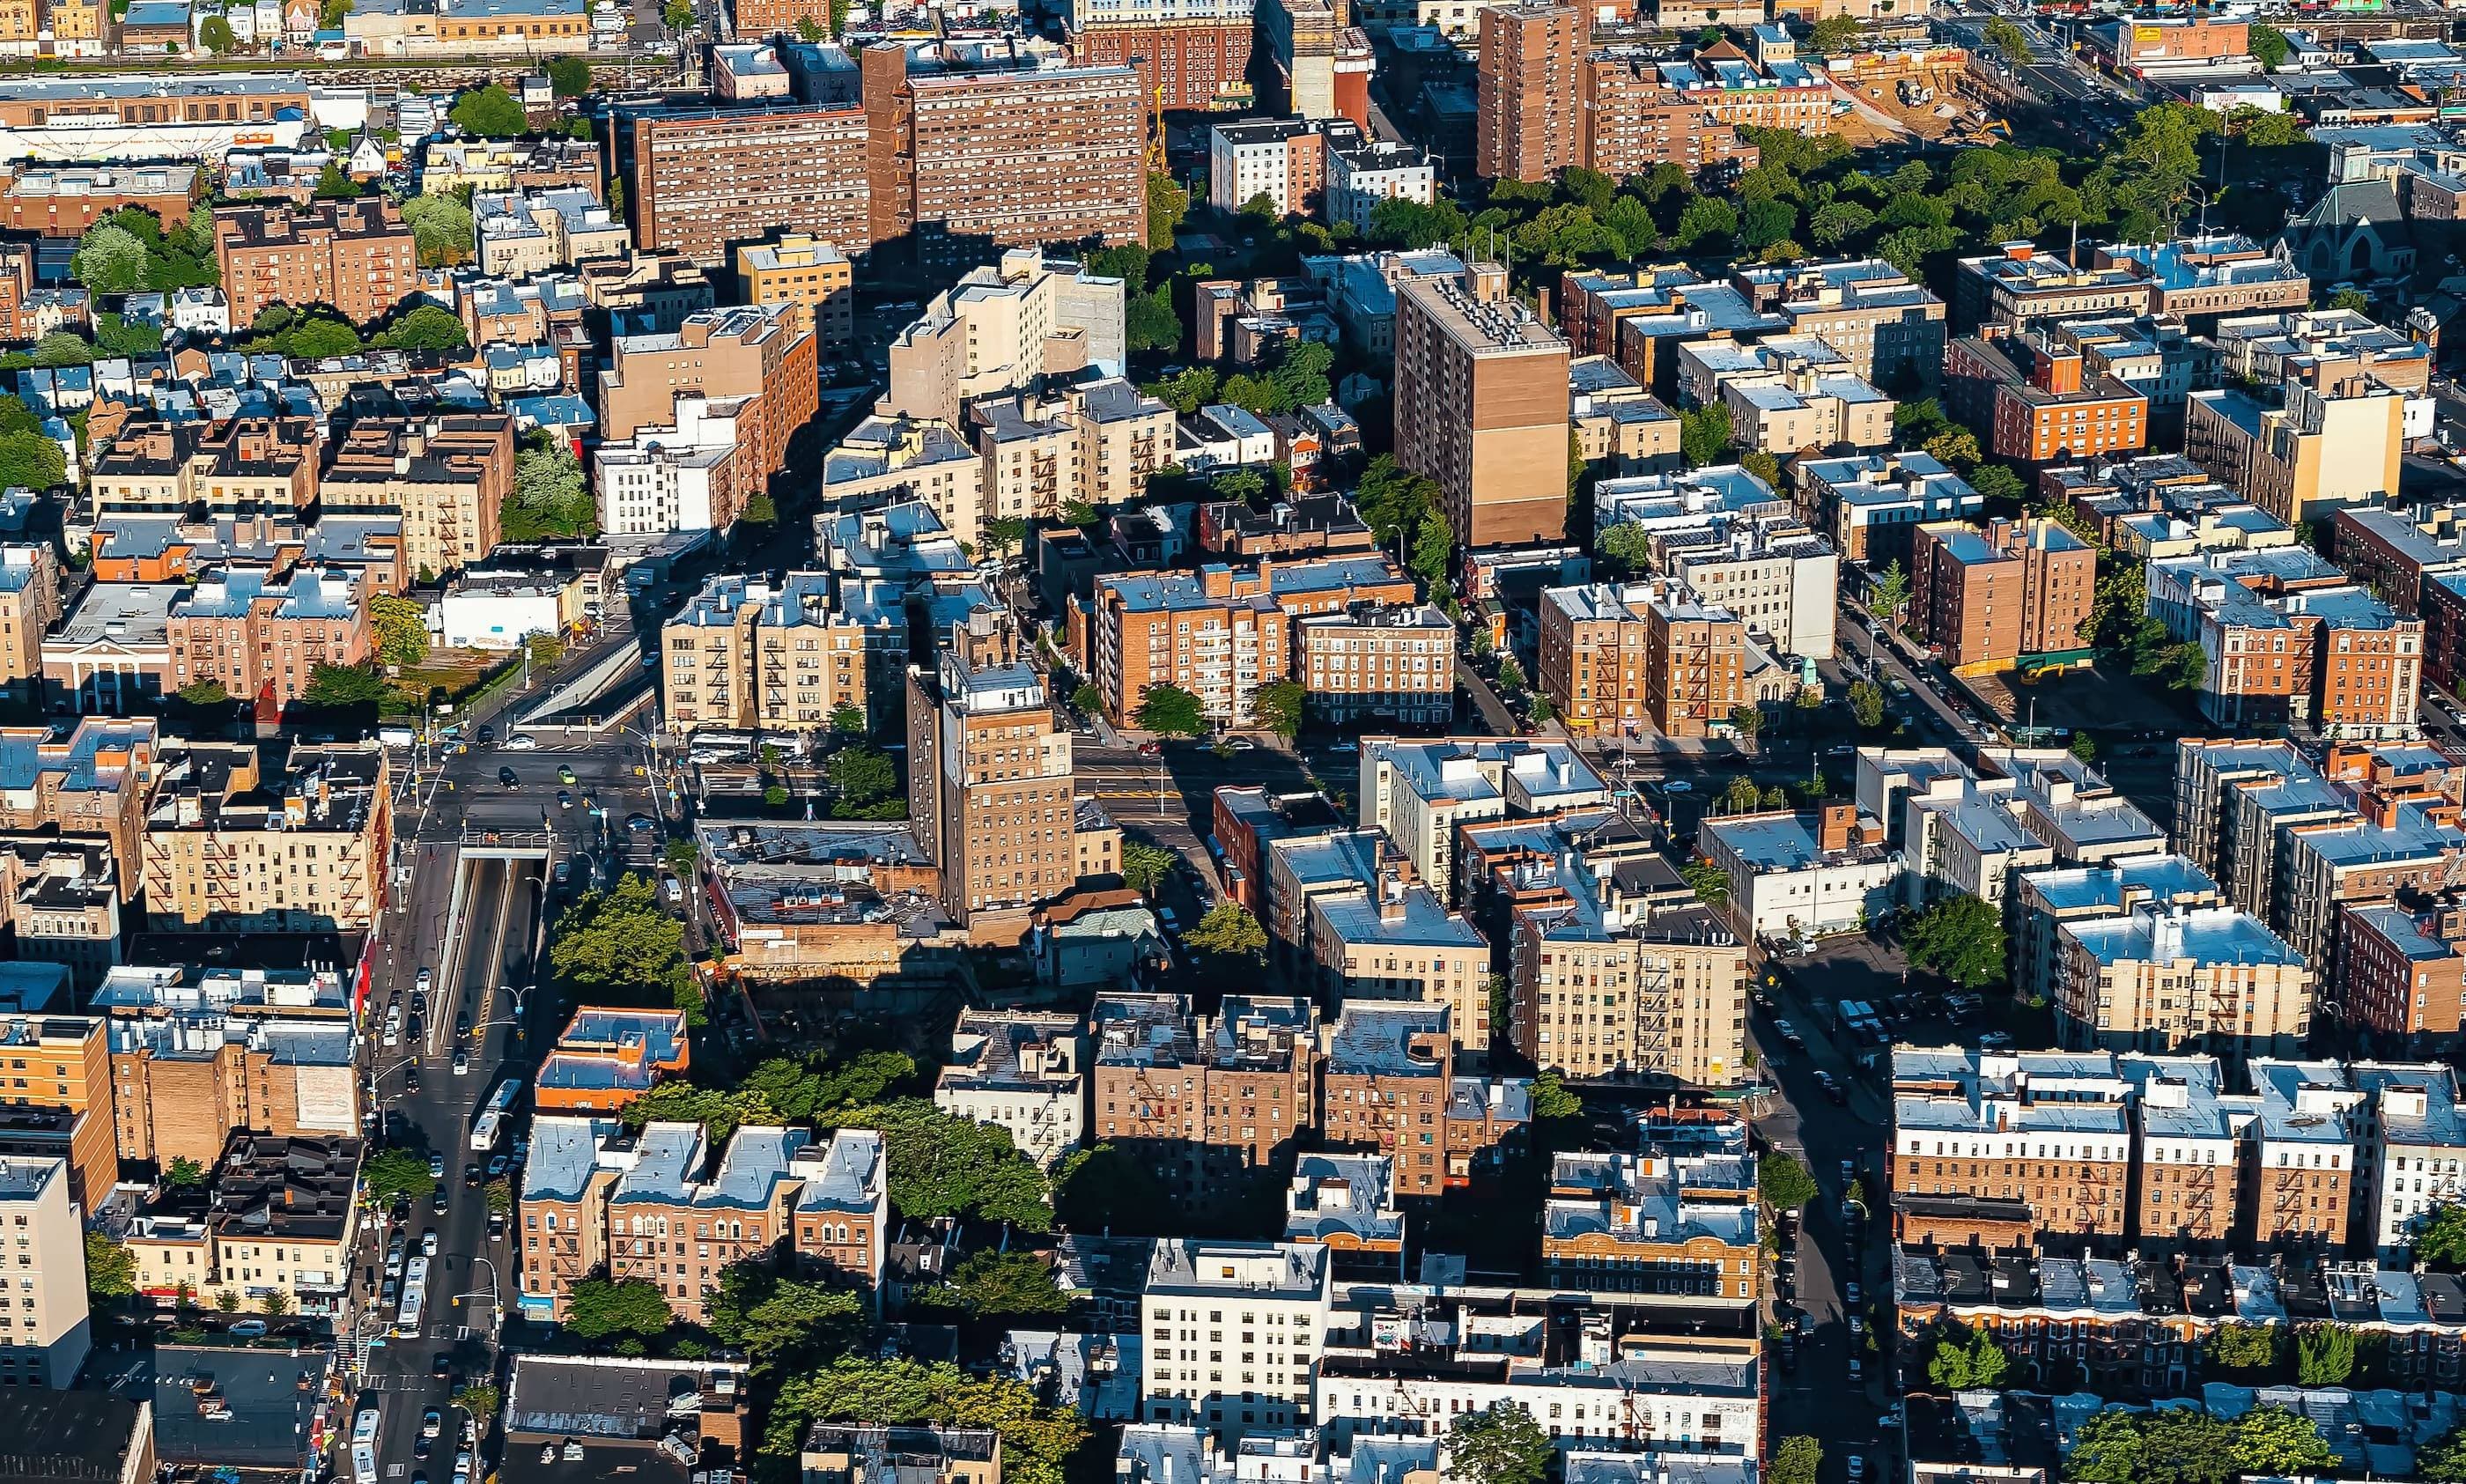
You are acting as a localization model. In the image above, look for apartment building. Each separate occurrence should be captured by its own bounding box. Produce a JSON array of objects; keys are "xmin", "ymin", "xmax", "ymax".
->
[
  {"xmin": 1702, "ymin": 802, "xmax": 1897, "ymax": 941},
  {"xmin": 90, "ymin": 417, "xmax": 321, "ymax": 522},
  {"xmin": 0, "ymin": 1158, "xmax": 89, "ymax": 1389},
  {"xmin": 1395, "ymin": 262, "xmax": 1569, "ymax": 549},
  {"xmin": 2115, "ymin": 1054, "xmax": 2248, "ymax": 1251},
  {"xmin": 1089, "ymin": 994, "xmax": 1318, "ymax": 1213},
  {"xmin": 212, "ymin": 198, "xmax": 417, "ymax": 327},
  {"xmin": 1735, "ymin": 256, "xmax": 1948, "ymax": 387},
  {"xmin": 1294, "ymin": 603, "xmax": 1454, "ymax": 727},
  {"xmin": 2186, "ymin": 378, "xmax": 2404, "ymax": 528},
  {"xmin": 970, "ymin": 380, "xmax": 1175, "ymax": 535},
  {"xmin": 2213, "ymin": 306, "xmax": 2433, "ymax": 397},
  {"xmin": 1356, "ymin": 736, "xmax": 1606, "ymax": 906},
  {"xmin": 1952, "ymin": 240, "xmax": 2155, "ymax": 333},
  {"xmin": 1318, "ymin": 1003, "xmax": 1532, "ymax": 1196},
  {"xmin": 1062, "ymin": 0, "xmax": 1256, "ymax": 111},
  {"xmin": 1081, "ymin": 554, "xmax": 1414, "ymax": 728},
  {"xmin": 2246, "ymin": 1059, "xmax": 2361, "ymax": 1252},
  {"xmin": 1680, "ymin": 338, "xmax": 1894, "ymax": 455},
  {"xmin": 0, "ymin": 1015, "xmax": 112, "ymax": 1218},
  {"xmin": 802, "ymin": 1428, "xmax": 1000, "ymax": 1484},
  {"xmin": 883, "ymin": 250, "xmax": 1127, "ymax": 429},
  {"xmin": 2094, "ymin": 233, "xmax": 2310, "ymax": 326},
  {"xmin": 1325, "ymin": 137, "xmax": 1435, "ymax": 235},
  {"xmin": 0, "ymin": 546, "xmax": 60, "ymax": 696},
  {"xmin": 0, "ymin": 841, "xmax": 121, "ymax": 994},
  {"xmin": 2273, "ymin": 801, "xmax": 2463, "ymax": 974},
  {"xmin": 1891, "ymin": 1046, "xmax": 2134, "ymax": 1245},
  {"xmin": 733, "ymin": 235, "xmax": 853, "ymax": 353},
  {"xmin": 906, "ymin": 616, "xmax": 1079, "ymax": 929},
  {"xmin": 609, "ymin": 101, "xmax": 871, "ymax": 266},
  {"xmin": 101, "ymin": 975, "xmax": 358, "ymax": 1171},
  {"xmin": 2010, "ymin": 853, "xmax": 2223, "ymax": 1013},
  {"xmin": 518, "ymin": 1119, "xmax": 889, "ymax": 1323},
  {"xmin": 165, "ymin": 565, "xmax": 367, "ymax": 710},
  {"xmin": 1475, "ymin": 4, "xmax": 1585, "ymax": 181},
  {"xmin": 2055, "ymin": 904, "xmax": 2312, "ymax": 1056},
  {"xmin": 196, "ymin": 1133, "xmax": 362, "ymax": 1317},
  {"xmin": 594, "ymin": 396, "xmax": 757, "ymax": 538},
  {"xmin": 1579, "ymin": 55, "xmax": 1756, "ymax": 181},
  {"xmin": 660, "ymin": 572, "xmax": 904, "ymax": 736},
  {"xmin": 934, "ymin": 1012, "xmax": 1086, "ymax": 1169},
  {"xmin": 1633, "ymin": 507, "xmax": 1839, "ymax": 661},
  {"xmin": 1909, "ymin": 517, "xmax": 2095, "ymax": 674},
  {"xmin": 1945, "ymin": 331, "xmax": 2151, "ymax": 466},
  {"xmin": 599, "ymin": 305, "xmax": 817, "ymax": 490},
  {"xmin": 1207, "ymin": 116, "xmax": 1342, "ymax": 217},
  {"xmin": 2148, "ymin": 549, "xmax": 2423, "ymax": 734},
  {"xmin": 0, "ymin": 720, "xmax": 153, "ymax": 898},
  {"xmin": 1140, "ymin": 1240, "xmax": 1330, "ymax": 1436},
  {"xmin": 319, "ymin": 412, "xmax": 514, "ymax": 581},
  {"xmin": 1303, "ymin": 872, "xmax": 1490, "ymax": 1048},
  {"xmin": 1539, "ymin": 580, "xmax": 1791, "ymax": 742},
  {"xmin": 1510, "ymin": 847, "xmax": 1748, "ymax": 1084},
  {"xmin": 2331, "ymin": 504, "xmax": 2466, "ymax": 620},
  {"xmin": 2349, "ymin": 1062, "xmax": 2466, "ymax": 1260},
  {"xmin": 139, "ymin": 742, "xmax": 390, "ymax": 934},
  {"xmin": 1540, "ymin": 1115, "xmax": 1760, "ymax": 1308},
  {"xmin": 2335, "ymin": 900, "xmax": 2466, "ymax": 1048},
  {"xmin": 1796, "ymin": 452, "xmax": 1984, "ymax": 569}
]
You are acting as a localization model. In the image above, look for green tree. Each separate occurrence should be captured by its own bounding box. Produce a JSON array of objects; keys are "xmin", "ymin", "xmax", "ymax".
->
[
  {"xmin": 93, "ymin": 311, "xmax": 163, "ymax": 358},
  {"xmin": 85, "ymin": 1231, "xmax": 136, "ymax": 1303},
  {"xmin": 378, "ymin": 303, "xmax": 469, "ymax": 354},
  {"xmin": 1807, "ymin": 13, "xmax": 1861, "ymax": 52},
  {"xmin": 1147, "ymin": 170, "xmax": 1191, "ymax": 250},
  {"xmin": 199, "ymin": 13, "xmax": 235, "ymax": 52},
  {"xmin": 827, "ymin": 745, "xmax": 897, "ymax": 810},
  {"xmin": 2329, "ymin": 287, "xmax": 2370, "ymax": 314},
  {"xmin": 1808, "ymin": 200, "xmax": 1876, "ymax": 248},
  {"xmin": 1120, "ymin": 840, "xmax": 1178, "ymax": 897},
  {"xmin": 2420, "ymin": 1425, "xmax": 2466, "ymax": 1484},
  {"xmin": 620, "ymin": 1082, "xmax": 764, "ymax": 1141},
  {"xmin": 215, "ymin": 1289, "xmax": 242, "ymax": 1315},
  {"xmin": 550, "ymin": 874, "xmax": 701, "ymax": 1024},
  {"xmin": 363, "ymin": 1147, "xmax": 438, "ymax": 1204},
  {"xmin": 919, "ymin": 1249, "xmax": 1069, "ymax": 1320},
  {"xmin": 1768, "ymin": 1437, "xmax": 1823, "ymax": 1484},
  {"xmin": 1969, "ymin": 463, "xmax": 2027, "ymax": 506},
  {"xmin": 1728, "ymin": 704, "xmax": 1763, "ymax": 741},
  {"xmin": 1926, "ymin": 1323, "xmax": 2012, "ymax": 1389},
  {"xmin": 1052, "ymin": 1143, "xmax": 1177, "ymax": 1237},
  {"xmin": 1251, "ymin": 679, "xmax": 1305, "ymax": 742},
  {"xmin": 1531, "ymin": 1069, "xmax": 1581, "ymax": 1121},
  {"xmin": 2067, "ymin": 1410, "xmax": 2146, "ymax": 1484},
  {"xmin": 1444, "ymin": 1403, "xmax": 1553, "ymax": 1484},
  {"xmin": 2248, "ymin": 21, "xmax": 2289, "ymax": 69},
  {"xmin": 2295, "ymin": 1322, "xmax": 2356, "ymax": 1384},
  {"xmin": 506, "ymin": 435, "xmax": 595, "ymax": 541},
  {"xmin": 1070, "ymin": 683, "xmax": 1106, "ymax": 717},
  {"xmin": 765, "ymin": 1359, "xmax": 1087, "ymax": 1484},
  {"xmin": 1984, "ymin": 16, "xmax": 2031, "ymax": 60},
  {"xmin": 301, "ymin": 663, "xmax": 389, "ymax": 710},
  {"xmin": 2136, "ymin": 1408, "xmax": 2233, "ymax": 1484},
  {"xmin": 828, "ymin": 1099, "xmax": 1051, "ymax": 1230},
  {"xmin": 259, "ymin": 1289, "xmax": 293, "ymax": 1316},
  {"xmin": 1681, "ymin": 858, "xmax": 1729, "ymax": 905},
  {"xmin": 165, "ymin": 1155, "xmax": 207, "ymax": 1187},
  {"xmin": 982, "ymin": 517, "xmax": 1030, "ymax": 559},
  {"xmin": 1675, "ymin": 195, "xmax": 1738, "ymax": 250},
  {"xmin": 452, "ymin": 1384, "xmax": 502, "ymax": 1433},
  {"xmin": 1135, "ymin": 683, "xmax": 1207, "ymax": 737},
  {"xmin": 0, "ymin": 427, "xmax": 66, "ymax": 492},
  {"xmin": 2204, "ymin": 1321, "xmax": 2280, "ymax": 1378},
  {"xmin": 1680, "ymin": 403, "xmax": 1733, "ymax": 467},
  {"xmin": 2230, "ymin": 1406, "xmax": 2336, "ymax": 1476},
  {"xmin": 1740, "ymin": 448, "xmax": 1783, "ymax": 490},
  {"xmin": 401, "ymin": 191, "xmax": 475, "ymax": 269},
  {"xmin": 705, "ymin": 1265, "xmax": 865, "ymax": 1369},
  {"xmin": 742, "ymin": 492, "xmax": 779, "ymax": 526},
  {"xmin": 449, "ymin": 84, "xmax": 528, "ymax": 139},
  {"xmin": 1760, "ymin": 1149, "xmax": 1819, "ymax": 1211},
  {"xmin": 1599, "ymin": 522, "xmax": 1653, "ymax": 572},
  {"xmin": 826, "ymin": 704, "xmax": 866, "ymax": 736},
  {"xmin": 1184, "ymin": 901, "xmax": 1268, "ymax": 961},
  {"xmin": 1870, "ymin": 560, "xmax": 1912, "ymax": 624},
  {"xmin": 70, "ymin": 223, "xmax": 149, "ymax": 293},
  {"xmin": 565, "ymin": 1277, "xmax": 673, "ymax": 1340},
  {"xmin": 1849, "ymin": 679, "xmax": 1886, "ymax": 729},
  {"xmin": 1127, "ymin": 285, "xmax": 1181, "ymax": 353},
  {"xmin": 546, "ymin": 56, "xmax": 593, "ymax": 96},
  {"xmin": 369, "ymin": 594, "xmax": 431, "ymax": 667},
  {"xmin": 2418, "ymin": 1203, "xmax": 2466, "ymax": 1267},
  {"xmin": 31, "ymin": 331, "xmax": 92, "ymax": 367},
  {"xmin": 1905, "ymin": 893, "xmax": 2005, "ymax": 989}
]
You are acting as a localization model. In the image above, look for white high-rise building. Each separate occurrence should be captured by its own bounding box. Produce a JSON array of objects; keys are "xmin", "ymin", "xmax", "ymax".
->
[{"xmin": 1140, "ymin": 1240, "xmax": 1330, "ymax": 1436}]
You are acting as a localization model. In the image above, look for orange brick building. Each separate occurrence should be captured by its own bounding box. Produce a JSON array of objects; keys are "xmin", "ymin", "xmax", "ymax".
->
[
  {"xmin": 598, "ymin": 304, "xmax": 816, "ymax": 488},
  {"xmin": 1946, "ymin": 330, "xmax": 2150, "ymax": 465},
  {"xmin": 166, "ymin": 565, "xmax": 369, "ymax": 709},
  {"xmin": 213, "ymin": 198, "xmax": 417, "ymax": 329},
  {"xmin": 1909, "ymin": 516, "xmax": 2096, "ymax": 673}
]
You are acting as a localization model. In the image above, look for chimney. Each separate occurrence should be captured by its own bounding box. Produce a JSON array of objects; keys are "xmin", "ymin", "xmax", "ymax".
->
[{"xmin": 1819, "ymin": 802, "xmax": 1855, "ymax": 853}]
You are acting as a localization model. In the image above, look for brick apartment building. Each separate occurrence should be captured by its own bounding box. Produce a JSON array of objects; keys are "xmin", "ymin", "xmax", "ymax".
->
[
  {"xmin": 1065, "ymin": 0, "xmax": 1255, "ymax": 112},
  {"xmin": 1580, "ymin": 55, "xmax": 1756, "ymax": 179},
  {"xmin": 1945, "ymin": 330, "xmax": 2151, "ymax": 465},
  {"xmin": 1394, "ymin": 262, "xmax": 1570, "ymax": 548},
  {"xmin": 212, "ymin": 198, "xmax": 417, "ymax": 328},
  {"xmin": 0, "ymin": 1014, "xmax": 115, "ymax": 1216},
  {"xmin": 1539, "ymin": 579, "xmax": 1784, "ymax": 741},
  {"xmin": 139, "ymin": 742, "xmax": 390, "ymax": 934},
  {"xmin": 319, "ymin": 413, "xmax": 514, "ymax": 582},
  {"xmin": 166, "ymin": 566, "xmax": 369, "ymax": 710},
  {"xmin": 0, "ymin": 164, "xmax": 199, "ymax": 240},
  {"xmin": 2334, "ymin": 899, "xmax": 2466, "ymax": 1048},
  {"xmin": 734, "ymin": 234, "xmax": 854, "ymax": 353},
  {"xmin": 1089, "ymin": 994, "xmax": 1320, "ymax": 1215},
  {"xmin": 907, "ymin": 613, "xmax": 1082, "ymax": 930},
  {"xmin": 614, "ymin": 45, "xmax": 1145, "ymax": 269},
  {"xmin": 1318, "ymin": 1004, "xmax": 1530, "ymax": 1196},
  {"xmin": 660, "ymin": 572, "xmax": 904, "ymax": 736},
  {"xmin": 1892, "ymin": 1047, "xmax": 2134, "ymax": 1245},
  {"xmin": 0, "ymin": 545, "xmax": 62, "ymax": 696},
  {"xmin": 91, "ymin": 417, "xmax": 322, "ymax": 522},
  {"xmin": 599, "ymin": 305, "xmax": 817, "ymax": 489},
  {"xmin": 1909, "ymin": 517, "xmax": 2096, "ymax": 673},
  {"xmin": 1476, "ymin": 4, "xmax": 1586, "ymax": 181}
]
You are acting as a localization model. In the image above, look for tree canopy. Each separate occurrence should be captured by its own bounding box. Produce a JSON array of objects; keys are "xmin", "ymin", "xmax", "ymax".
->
[
  {"xmin": 1905, "ymin": 893, "xmax": 2006, "ymax": 989},
  {"xmin": 916, "ymin": 1249, "xmax": 1070, "ymax": 1320},
  {"xmin": 85, "ymin": 1232, "xmax": 136, "ymax": 1303},
  {"xmin": 450, "ymin": 84, "xmax": 529, "ymax": 138},
  {"xmin": 1759, "ymin": 1148, "xmax": 1819, "ymax": 1211},
  {"xmin": 1443, "ymin": 1403, "xmax": 1553, "ymax": 1484},
  {"xmin": 765, "ymin": 1358, "xmax": 1087, "ymax": 1484},
  {"xmin": 565, "ymin": 1277, "xmax": 674, "ymax": 1340},
  {"xmin": 1769, "ymin": 1438, "xmax": 1823, "ymax": 1484},
  {"xmin": 507, "ymin": 435, "xmax": 596, "ymax": 541},
  {"xmin": 1119, "ymin": 840, "xmax": 1178, "ymax": 897},
  {"xmin": 1135, "ymin": 684, "xmax": 1207, "ymax": 738},
  {"xmin": 363, "ymin": 1147, "xmax": 437, "ymax": 1204},
  {"xmin": 1926, "ymin": 1324, "xmax": 2012, "ymax": 1389},
  {"xmin": 1184, "ymin": 901, "xmax": 1268, "ymax": 961},
  {"xmin": 1251, "ymin": 680, "xmax": 1305, "ymax": 742},
  {"xmin": 369, "ymin": 594, "xmax": 431, "ymax": 667},
  {"xmin": 549, "ymin": 874, "xmax": 701, "ymax": 1023}
]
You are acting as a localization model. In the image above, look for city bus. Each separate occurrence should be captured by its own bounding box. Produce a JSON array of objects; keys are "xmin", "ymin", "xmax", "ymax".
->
[{"xmin": 470, "ymin": 1077, "xmax": 523, "ymax": 1152}]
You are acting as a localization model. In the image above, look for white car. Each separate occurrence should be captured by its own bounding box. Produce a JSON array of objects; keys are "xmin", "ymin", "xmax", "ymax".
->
[
  {"xmin": 452, "ymin": 1049, "xmax": 470, "ymax": 1075},
  {"xmin": 504, "ymin": 734, "xmax": 540, "ymax": 751}
]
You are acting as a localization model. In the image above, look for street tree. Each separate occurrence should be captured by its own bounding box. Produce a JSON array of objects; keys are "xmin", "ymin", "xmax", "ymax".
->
[
  {"xmin": 363, "ymin": 1148, "xmax": 437, "ymax": 1204},
  {"xmin": 1120, "ymin": 840, "xmax": 1178, "ymax": 897},
  {"xmin": 1184, "ymin": 902, "xmax": 1268, "ymax": 961},
  {"xmin": 1135, "ymin": 683, "xmax": 1207, "ymax": 738},
  {"xmin": 1759, "ymin": 1149, "xmax": 1819, "ymax": 1212},
  {"xmin": 918, "ymin": 1250, "xmax": 1070, "ymax": 1320},
  {"xmin": 85, "ymin": 1232, "xmax": 136, "ymax": 1303},
  {"xmin": 1849, "ymin": 680, "xmax": 1886, "ymax": 730},
  {"xmin": 1869, "ymin": 561, "xmax": 1912, "ymax": 624},
  {"xmin": 550, "ymin": 874, "xmax": 700, "ymax": 1023},
  {"xmin": 1251, "ymin": 680, "xmax": 1305, "ymax": 742},
  {"xmin": 1768, "ymin": 1437, "xmax": 1823, "ymax": 1484},
  {"xmin": 1682, "ymin": 859, "xmax": 1729, "ymax": 906},
  {"xmin": 565, "ymin": 1277, "xmax": 673, "ymax": 1340}
]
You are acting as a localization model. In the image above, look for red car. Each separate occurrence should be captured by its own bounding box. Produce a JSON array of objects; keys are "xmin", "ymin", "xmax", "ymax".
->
[{"xmin": 1137, "ymin": 741, "xmax": 1163, "ymax": 757}]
